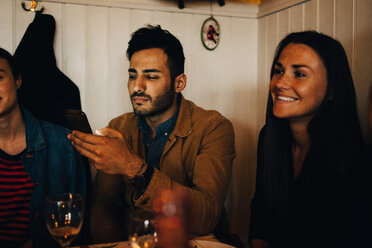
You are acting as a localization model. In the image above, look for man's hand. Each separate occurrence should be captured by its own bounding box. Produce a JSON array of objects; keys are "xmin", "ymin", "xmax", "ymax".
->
[{"xmin": 67, "ymin": 127, "xmax": 144, "ymax": 178}]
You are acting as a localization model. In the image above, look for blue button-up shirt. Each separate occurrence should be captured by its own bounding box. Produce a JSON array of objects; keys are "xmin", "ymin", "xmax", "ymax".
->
[{"xmin": 138, "ymin": 100, "xmax": 180, "ymax": 169}]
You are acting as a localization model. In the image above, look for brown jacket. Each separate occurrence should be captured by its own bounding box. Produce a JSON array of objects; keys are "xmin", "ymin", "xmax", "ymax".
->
[{"xmin": 90, "ymin": 96, "xmax": 235, "ymax": 243}]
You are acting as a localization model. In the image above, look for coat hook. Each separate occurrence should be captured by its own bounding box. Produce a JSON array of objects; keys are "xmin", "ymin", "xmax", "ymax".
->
[
  {"xmin": 22, "ymin": 0, "xmax": 45, "ymax": 13},
  {"xmin": 177, "ymin": 0, "xmax": 184, "ymax": 9},
  {"xmin": 218, "ymin": 0, "xmax": 225, "ymax": 6},
  {"xmin": 177, "ymin": 0, "xmax": 224, "ymax": 9}
]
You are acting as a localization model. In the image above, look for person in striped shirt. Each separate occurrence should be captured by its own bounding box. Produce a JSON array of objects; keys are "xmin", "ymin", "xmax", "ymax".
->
[{"xmin": 0, "ymin": 47, "xmax": 87, "ymax": 248}]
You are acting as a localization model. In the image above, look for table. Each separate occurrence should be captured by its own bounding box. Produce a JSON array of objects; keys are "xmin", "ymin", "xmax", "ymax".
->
[
  {"xmin": 72, "ymin": 242, "xmax": 129, "ymax": 248},
  {"xmin": 71, "ymin": 239, "xmax": 235, "ymax": 248}
]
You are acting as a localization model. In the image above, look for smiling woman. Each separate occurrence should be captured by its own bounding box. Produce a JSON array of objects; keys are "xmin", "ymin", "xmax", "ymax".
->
[
  {"xmin": 249, "ymin": 31, "xmax": 365, "ymax": 248},
  {"xmin": 0, "ymin": 47, "xmax": 88, "ymax": 248},
  {"xmin": 269, "ymin": 43, "xmax": 328, "ymax": 125},
  {"xmin": 0, "ymin": 57, "xmax": 21, "ymax": 118}
]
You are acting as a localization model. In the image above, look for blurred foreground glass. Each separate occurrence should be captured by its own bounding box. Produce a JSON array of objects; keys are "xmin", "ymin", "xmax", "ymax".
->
[
  {"xmin": 153, "ymin": 189, "xmax": 189, "ymax": 248},
  {"xmin": 45, "ymin": 193, "xmax": 84, "ymax": 248},
  {"xmin": 128, "ymin": 216, "xmax": 157, "ymax": 248}
]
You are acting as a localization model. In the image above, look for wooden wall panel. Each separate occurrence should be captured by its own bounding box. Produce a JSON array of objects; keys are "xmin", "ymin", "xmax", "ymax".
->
[
  {"xmin": 0, "ymin": 0, "xmax": 14, "ymax": 52},
  {"xmin": 206, "ymin": 16, "xmax": 232, "ymax": 113},
  {"xmin": 229, "ymin": 17, "xmax": 258, "ymax": 242},
  {"xmin": 184, "ymin": 14, "xmax": 214, "ymax": 105},
  {"xmin": 355, "ymin": 0, "xmax": 372, "ymax": 140},
  {"xmin": 304, "ymin": 0, "xmax": 318, "ymax": 30},
  {"xmin": 265, "ymin": 13, "xmax": 277, "ymax": 101},
  {"xmin": 86, "ymin": 6, "xmax": 108, "ymax": 130},
  {"xmin": 257, "ymin": 18, "xmax": 267, "ymax": 136},
  {"xmin": 278, "ymin": 9, "xmax": 290, "ymax": 41},
  {"xmin": 198, "ymin": 15, "xmax": 230, "ymax": 111},
  {"xmin": 319, "ymin": 0, "xmax": 335, "ymax": 36},
  {"xmin": 151, "ymin": 11, "xmax": 173, "ymax": 29},
  {"xmin": 289, "ymin": 4, "xmax": 304, "ymax": 32},
  {"xmin": 266, "ymin": 14, "xmax": 278, "ymax": 68},
  {"xmin": 15, "ymin": 0, "xmax": 34, "ymax": 48},
  {"xmin": 42, "ymin": 2, "xmax": 62, "ymax": 68},
  {"xmin": 61, "ymin": 4, "xmax": 86, "ymax": 110},
  {"xmin": 169, "ymin": 13, "xmax": 196, "ymax": 99},
  {"xmin": 107, "ymin": 7, "xmax": 131, "ymax": 121},
  {"xmin": 335, "ymin": 0, "xmax": 354, "ymax": 70},
  {"xmin": 131, "ymin": 9, "xmax": 153, "ymax": 33}
]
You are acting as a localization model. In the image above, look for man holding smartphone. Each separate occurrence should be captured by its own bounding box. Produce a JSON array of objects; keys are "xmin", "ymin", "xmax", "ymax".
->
[{"xmin": 68, "ymin": 25, "xmax": 235, "ymax": 243}]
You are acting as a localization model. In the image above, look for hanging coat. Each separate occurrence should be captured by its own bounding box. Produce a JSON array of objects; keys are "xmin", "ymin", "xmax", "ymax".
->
[{"xmin": 14, "ymin": 13, "xmax": 82, "ymax": 128}]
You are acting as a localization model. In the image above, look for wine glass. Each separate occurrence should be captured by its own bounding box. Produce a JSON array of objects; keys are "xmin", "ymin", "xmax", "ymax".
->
[
  {"xmin": 44, "ymin": 193, "xmax": 84, "ymax": 248},
  {"xmin": 128, "ymin": 215, "xmax": 157, "ymax": 248}
]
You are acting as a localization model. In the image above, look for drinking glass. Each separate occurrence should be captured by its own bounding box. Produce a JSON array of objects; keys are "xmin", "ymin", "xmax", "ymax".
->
[
  {"xmin": 128, "ymin": 217, "xmax": 157, "ymax": 248},
  {"xmin": 44, "ymin": 193, "xmax": 84, "ymax": 248}
]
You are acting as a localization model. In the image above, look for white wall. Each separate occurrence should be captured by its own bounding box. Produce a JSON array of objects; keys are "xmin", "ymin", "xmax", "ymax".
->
[{"xmin": 0, "ymin": 0, "xmax": 258, "ymax": 245}]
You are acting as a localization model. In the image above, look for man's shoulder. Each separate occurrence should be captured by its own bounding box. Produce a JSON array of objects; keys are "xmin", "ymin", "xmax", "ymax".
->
[
  {"xmin": 184, "ymin": 99, "xmax": 230, "ymax": 125},
  {"xmin": 176, "ymin": 98, "xmax": 234, "ymax": 138},
  {"xmin": 109, "ymin": 112, "xmax": 138, "ymax": 131}
]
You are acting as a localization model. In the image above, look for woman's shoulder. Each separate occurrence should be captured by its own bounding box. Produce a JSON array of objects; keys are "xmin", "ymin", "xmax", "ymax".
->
[
  {"xmin": 258, "ymin": 125, "xmax": 267, "ymax": 139},
  {"xmin": 38, "ymin": 119, "xmax": 71, "ymax": 137},
  {"xmin": 22, "ymin": 107, "xmax": 72, "ymax": 138},
  {"xmin": 33, "ymin": 120, "xmax": 74, "ymax": 150}
]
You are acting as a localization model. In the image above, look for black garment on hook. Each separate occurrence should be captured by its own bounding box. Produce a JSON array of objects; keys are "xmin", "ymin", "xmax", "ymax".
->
[
  {"xmin": 14, "ymin": 15, "xmax": 91, "ymax": 246},
  {"xmin": 14, "ymin": 13, "xmax": 82, "ymax": 128}
]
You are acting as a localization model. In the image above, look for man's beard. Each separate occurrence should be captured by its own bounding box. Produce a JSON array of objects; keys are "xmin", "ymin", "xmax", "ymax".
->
[{"xmin": 131, "ymin": 86, "xmax": 175, "ymax": 117}]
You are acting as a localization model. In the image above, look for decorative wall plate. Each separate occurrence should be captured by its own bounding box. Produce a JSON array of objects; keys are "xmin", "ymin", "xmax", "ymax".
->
[{"xmin": 201, "ymin": 16, "xmax": 220, "ymax": 50}]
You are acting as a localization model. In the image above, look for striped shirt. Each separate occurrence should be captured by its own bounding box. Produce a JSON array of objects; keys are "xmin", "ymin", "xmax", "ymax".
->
[{"xmin": 0, "ymin": 149, "xmax": 34, "ymax": 247}]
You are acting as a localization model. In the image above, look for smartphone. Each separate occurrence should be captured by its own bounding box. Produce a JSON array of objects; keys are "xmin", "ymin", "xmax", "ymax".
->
[{"xmin": 64, "ymin": 109, "xmax": 92, "ymax": 133}]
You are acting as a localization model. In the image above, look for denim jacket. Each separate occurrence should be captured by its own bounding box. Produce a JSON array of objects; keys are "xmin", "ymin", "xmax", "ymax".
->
[{"xmin": 20, "ymin": 107, "xmax": 87, "ymax": 248}]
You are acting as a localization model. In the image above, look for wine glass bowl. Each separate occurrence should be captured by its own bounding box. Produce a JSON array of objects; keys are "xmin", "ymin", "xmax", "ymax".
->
[
  {"xmin": 45, "ymin": 193, "xmax": 84, "ymax": 247},
  {"xmin": 128, "ymin": 218, "xmax": 157, "ymax": 248}
]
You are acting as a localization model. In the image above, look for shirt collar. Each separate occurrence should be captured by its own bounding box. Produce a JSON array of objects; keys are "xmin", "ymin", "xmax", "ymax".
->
[
  {"xmin": 21, "ymin": 106, "xmax": 46, "ymax": 152},
  {"xmin": 138, "ymin": 94, "xmax": 181, "ymax": 138}
]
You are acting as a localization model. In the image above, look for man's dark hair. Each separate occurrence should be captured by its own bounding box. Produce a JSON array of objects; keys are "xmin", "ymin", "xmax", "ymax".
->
[
  {"xmin": 0, "ymin": 47, "xmax": 20, "ymax": 79},
  {"xmin": 126, "ymin": 25, "xmax": 185, "ymax": 82}
]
